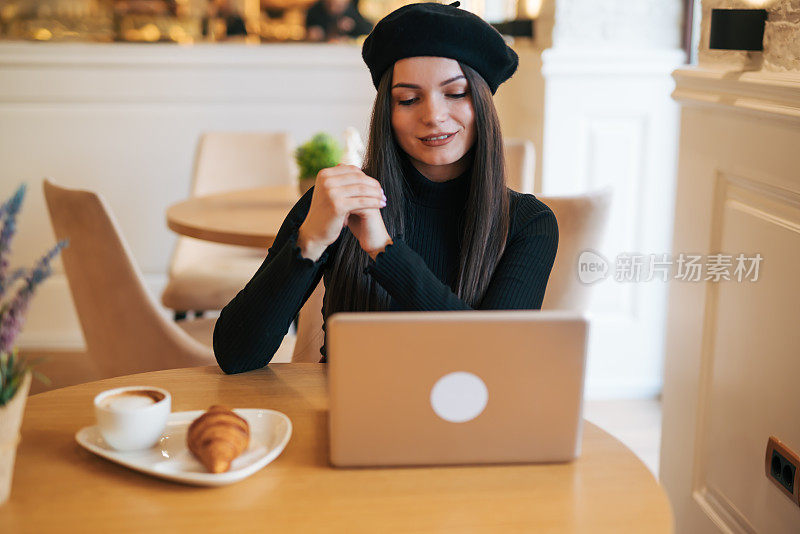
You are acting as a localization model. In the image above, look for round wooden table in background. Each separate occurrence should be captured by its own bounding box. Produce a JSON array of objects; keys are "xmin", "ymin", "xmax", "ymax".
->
[
  {"xmin": 2, "ymin": 365, "xmax": 673, "ymax": 533},
  {"xmin": 166, "ymin": 185, "xmax": 301, "ymax": 248}
]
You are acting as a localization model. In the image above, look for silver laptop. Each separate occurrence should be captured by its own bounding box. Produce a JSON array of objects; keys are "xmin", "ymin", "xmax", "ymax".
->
[{"xmin": 327, "ymin": 310, "xmax": 589, "ymax": 467}]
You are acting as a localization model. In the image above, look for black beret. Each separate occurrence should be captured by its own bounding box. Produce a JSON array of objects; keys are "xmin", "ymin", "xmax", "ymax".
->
[{"xmin": 361, "ymin": 1, "xmax": 519, "ymax": 95}]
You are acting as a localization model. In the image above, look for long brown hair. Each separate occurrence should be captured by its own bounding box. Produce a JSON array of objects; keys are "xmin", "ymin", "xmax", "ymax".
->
[{"xmin": 323, "ymin": 61, "xmax": 510, "ymax": 317}]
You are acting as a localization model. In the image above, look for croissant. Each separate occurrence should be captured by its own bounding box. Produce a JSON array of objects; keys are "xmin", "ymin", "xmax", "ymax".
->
[{"xmin": 187, "ymin": 405, "xmax": 250, "ymax": 473}]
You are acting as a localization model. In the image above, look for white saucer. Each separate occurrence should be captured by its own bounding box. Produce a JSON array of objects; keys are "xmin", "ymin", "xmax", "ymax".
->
[{"xmin": 75, "ymin": 409, "xmax": 292, "ymax": 486}]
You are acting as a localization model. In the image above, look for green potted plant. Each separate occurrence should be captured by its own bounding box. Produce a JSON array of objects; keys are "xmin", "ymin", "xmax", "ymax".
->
[
  {"xmin": 295, "ymin": 132, "xmax": 343, "ymax": 194},
  {"xmin": 0, "ymin": 184, "xmax": 65, "ymax": 505}
]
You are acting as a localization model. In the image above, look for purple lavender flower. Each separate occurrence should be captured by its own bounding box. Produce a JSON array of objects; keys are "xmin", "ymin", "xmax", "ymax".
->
[
  {"xmin": 0, "ymin": 239, "xmax": 67, "ymax": 354},
  {"xmin": 4, "ymin": 267, "xmax": 27, "ymax": 291},
  {"xmin": 0, "ymin": 289, "xmax": 30, "ymax": 354},
  {"xmin": 0, "ymin": 183, "xmax": 66, "ymax": 354},
  {"xmin": 0, "ymin": 184, "xmax": 20, "ymax": 220},
  {"xmin": 0, "ymin": 184, "xmax": 27, "ymax": 298}
]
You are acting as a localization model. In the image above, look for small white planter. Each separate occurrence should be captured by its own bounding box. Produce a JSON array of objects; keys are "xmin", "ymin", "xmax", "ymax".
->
[{"xmin": 0, "ymin": 371, "xmax": 32, "ymax": 505}]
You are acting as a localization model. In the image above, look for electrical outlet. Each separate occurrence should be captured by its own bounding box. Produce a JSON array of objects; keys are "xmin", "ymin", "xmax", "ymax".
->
[{"xmin": 765, "ymin": 436, "xmax": 800, "ymax": 506}]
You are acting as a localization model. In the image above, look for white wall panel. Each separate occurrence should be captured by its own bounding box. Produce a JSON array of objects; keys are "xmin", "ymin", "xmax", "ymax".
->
[{"xmin": 661, "ymin": 67, "xmax": 800, "ymax": 533}]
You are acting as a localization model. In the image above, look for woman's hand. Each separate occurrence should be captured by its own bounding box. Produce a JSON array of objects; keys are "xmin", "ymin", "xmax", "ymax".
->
[
  {"xmin": 297, "ymin": 164, "xmax": 386, "ymax": 261},
  {"xmin": 346, "ymin": 203, "xmax": 392, "ymax": 259}
]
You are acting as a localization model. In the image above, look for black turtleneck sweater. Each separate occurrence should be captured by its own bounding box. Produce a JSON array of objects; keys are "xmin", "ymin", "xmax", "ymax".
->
[{"xmin": 213, "ymin": 159, "xmax": 559, "ymax": 374}]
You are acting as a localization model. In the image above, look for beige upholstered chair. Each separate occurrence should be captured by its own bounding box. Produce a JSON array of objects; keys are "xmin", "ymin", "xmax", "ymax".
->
[
  {"xmin": 43, "ymin": 180, "xmax": 217, "ymax": 380},
  {"xmin": 504, "ymin": 138, "xmax": 536, "ymax": 194},
  {"xmin": 161, "ymin": 131, "xmax": 298, "ymax": 319},
  {"xmin": 291, "ymin": 188, "xmax": 613, "ymax": 361},
  {"xmin": 540, "ymin": 188, "xmax": 613, "ymax": 311}
]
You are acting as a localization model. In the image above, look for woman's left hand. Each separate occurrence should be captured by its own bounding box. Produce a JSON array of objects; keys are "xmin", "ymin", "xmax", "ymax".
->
[{"xmin": 347, "ymin": 204, "xmax": 392, "ymax": 259}]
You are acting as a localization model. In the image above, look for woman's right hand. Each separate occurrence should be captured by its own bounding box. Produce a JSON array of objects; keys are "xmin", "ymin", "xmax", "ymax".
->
[{"xmin": 296, "ymin": 164, "xmax": 386, "ymax": 261}]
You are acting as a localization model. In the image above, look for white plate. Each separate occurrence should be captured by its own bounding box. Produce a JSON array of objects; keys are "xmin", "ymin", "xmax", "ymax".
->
[{"xmin": 75, "ymin": 409, "xmax": 292, "ymax": 486}]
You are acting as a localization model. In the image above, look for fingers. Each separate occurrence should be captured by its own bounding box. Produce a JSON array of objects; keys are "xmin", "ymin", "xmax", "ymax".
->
[
  {"xmin": 319, "ymin": 164, "xmax": 364, "ymax": 180},
  {"xmin": 335, "ymin": 183, "xmax": 385, "ymax": 199},
  {"xmin": 326, "ymin": 163, "xmax": 361, "ymax": 174},
  {"xmin": 347, "ymin": 208, "xmax": 381, "ymax": 219},
  {"xmin": 313, "ymin": 165, "xmax": 386, "ymax": 221},
  {"xmin": 318, "ymin": 165, "xmax": 382, "ymax": 191},
  {"xmin": 321, "ymin": 176, "xmax": 384, "ymax": 205},
  {"xmin": 324, "ymin": 175, "xmax": 382, "ymax": 193},
  {"xmin": 339, "ymin": 196, "xmax": 386, "ymax": 215}
]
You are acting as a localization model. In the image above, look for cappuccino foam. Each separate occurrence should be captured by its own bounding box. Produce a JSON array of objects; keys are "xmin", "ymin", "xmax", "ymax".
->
[{"xmin": 100, "ymin": 389, "xmax": 165, "ymax": 411}]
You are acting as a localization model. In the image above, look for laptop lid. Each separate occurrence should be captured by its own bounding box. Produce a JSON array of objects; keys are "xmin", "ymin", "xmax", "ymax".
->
[{"xmin": 327, "ymin": 310, "xmax": 588, "ymax": 467}]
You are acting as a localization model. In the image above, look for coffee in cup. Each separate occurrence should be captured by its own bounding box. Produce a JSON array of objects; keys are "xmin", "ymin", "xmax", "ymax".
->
[
  {"xmin": 94, "ymin": 386, "xmax": 171, "ymax": 451},
  {"xmin": 98, "ymin": 389, "xmax": 166, "ymax": 411}
]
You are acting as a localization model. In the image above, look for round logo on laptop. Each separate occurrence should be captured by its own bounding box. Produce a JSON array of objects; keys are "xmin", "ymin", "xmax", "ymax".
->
[{"xmin": 430, "ymin": 371, "xmax": 488, "ymax": 423}]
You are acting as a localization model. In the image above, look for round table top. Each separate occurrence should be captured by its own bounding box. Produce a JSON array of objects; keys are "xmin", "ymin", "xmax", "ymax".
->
[
  {"xmin": 166, "ymin": 185, "xmax": 301, "ymax": 248},
  {"xmin": 2, "ymin": 365, "xmax": 673, "ymax": 533}
]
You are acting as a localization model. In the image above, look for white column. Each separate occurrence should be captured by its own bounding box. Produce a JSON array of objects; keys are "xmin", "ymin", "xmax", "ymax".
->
[{"xmin": 541, "ymin": 0, "xmax": 685, "ymax": 399}]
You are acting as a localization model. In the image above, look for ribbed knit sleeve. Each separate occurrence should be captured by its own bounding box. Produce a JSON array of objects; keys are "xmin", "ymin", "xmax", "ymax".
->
[
  {"xmin": 213, "ymin": 186, "xmax": 332, "ymax": 374},
  {"xmin": 364, "ymin": 198, "xmax": 559, "ymax": 311},
  {"xmin": 475, "ymin": 208, "xmax": 559, "ymax": 309},
  {"xmin": 364, "ymin": 237, "xmax": 471, "ymax": 310}
]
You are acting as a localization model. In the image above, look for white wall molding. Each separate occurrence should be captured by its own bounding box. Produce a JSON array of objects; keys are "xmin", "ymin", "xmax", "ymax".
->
[
  {"xmin": 672, "ymin": 67, "xmax": 800, "ymax": 122},
  {"xmin": 0, "ymin": 42, "xmax": 373, "ymax": 104},
  {"xmin": 0, "ymin": 42, "xmax": 366, "ymax": 67}
]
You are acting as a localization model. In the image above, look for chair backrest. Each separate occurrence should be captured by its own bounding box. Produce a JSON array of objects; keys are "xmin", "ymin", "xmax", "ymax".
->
[
  {"xmin": 43, "ymin": 180, "xmax": 214, "ymax": 379},
  {"xmin": 292, "ymin": 188, "xmax": 613, "ymax": 360},
  {"xmin": 191, "ymin": 131, "xmax": 298, "ymax": 197},
  {"xmin": 504, "ymin": 138, "xmax": 536, "ymax": 194},
  {"xmin": 539, "ymin": 188, "xmax": 613, "ymax": 311}
]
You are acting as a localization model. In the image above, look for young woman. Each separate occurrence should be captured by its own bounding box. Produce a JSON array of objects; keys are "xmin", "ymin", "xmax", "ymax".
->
[{"xmin": 213, "ymin": 1, "xmax": 559, "ymax": 373}]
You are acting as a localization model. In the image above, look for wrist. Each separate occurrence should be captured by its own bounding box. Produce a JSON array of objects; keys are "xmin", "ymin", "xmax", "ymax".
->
[
  {"xmin": 367, "ymin": 237, "xmax": 393, "ymax": 261},
  {"xmin": 297, "ymin": 225, "xmax": 326, "ymax": 262}
]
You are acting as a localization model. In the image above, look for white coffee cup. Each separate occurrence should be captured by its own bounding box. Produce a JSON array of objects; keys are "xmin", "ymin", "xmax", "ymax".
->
[{"xmin": 94, "ymin": 386, "xmax": 171, "ymax": 451}]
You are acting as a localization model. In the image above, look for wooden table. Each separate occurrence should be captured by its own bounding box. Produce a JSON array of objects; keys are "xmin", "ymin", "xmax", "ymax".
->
[
  {"xmin": 166, "ymin": 185, "xmax": 301, "ymax": 248},
  {"xmin": 2, "ymin": 365, "xmax": 673, "ymax": 533}
]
